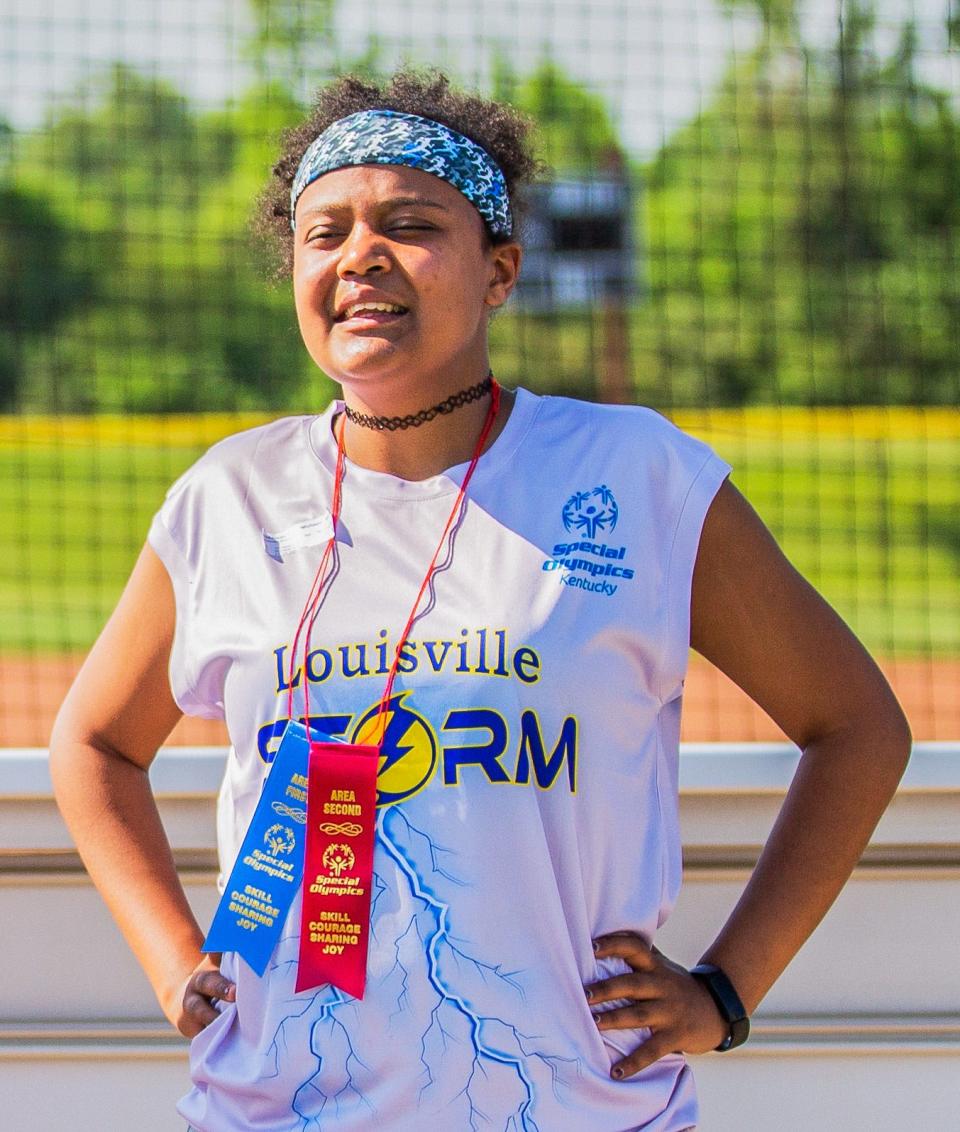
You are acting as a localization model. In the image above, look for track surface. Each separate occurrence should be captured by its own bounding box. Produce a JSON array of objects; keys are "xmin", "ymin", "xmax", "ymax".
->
[{"xmin": 3, "ymin": 653, "xmax": 955, "ymax": 748}]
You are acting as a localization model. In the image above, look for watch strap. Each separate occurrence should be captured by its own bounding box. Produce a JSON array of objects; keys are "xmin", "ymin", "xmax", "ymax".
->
[{"xmin": 689, "ymin": 963, "xmax": 750, "ymax": 1051}]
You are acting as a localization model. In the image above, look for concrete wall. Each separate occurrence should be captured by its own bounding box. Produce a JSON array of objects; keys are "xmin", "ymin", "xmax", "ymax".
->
[{"xmin": 2, "ymin": 744, "xmax": 957, "ymax": 1131}]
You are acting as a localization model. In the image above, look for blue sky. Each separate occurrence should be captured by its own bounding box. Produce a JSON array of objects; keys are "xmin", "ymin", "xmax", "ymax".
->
[{"xmin": 1, "ymin": 0, "xmax": 956, "ymax": 157}]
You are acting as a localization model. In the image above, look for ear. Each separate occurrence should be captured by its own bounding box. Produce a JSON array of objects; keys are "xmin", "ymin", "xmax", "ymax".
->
[{"xmin": 483, "ymin": 242, "xmax": 523, "ymax": 311}]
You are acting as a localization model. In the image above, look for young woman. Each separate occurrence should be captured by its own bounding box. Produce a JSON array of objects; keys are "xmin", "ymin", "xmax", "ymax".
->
[{"xmin": 50, "ymin": 71, "xmax": 910, "ymax": 1131}]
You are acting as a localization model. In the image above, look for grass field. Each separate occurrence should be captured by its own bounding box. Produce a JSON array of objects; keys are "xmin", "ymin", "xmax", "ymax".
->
[{"xmin": 1, "ymin": 407, "xmax": 958, "ymax": 657}]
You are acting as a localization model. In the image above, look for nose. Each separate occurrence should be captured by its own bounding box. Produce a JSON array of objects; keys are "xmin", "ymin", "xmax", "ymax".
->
[{"xmin": 336, "ymin": 222, "xmax": 390, "ymax": 279}]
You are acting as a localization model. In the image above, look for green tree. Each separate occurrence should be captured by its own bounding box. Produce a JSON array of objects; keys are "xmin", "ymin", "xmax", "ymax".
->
[
  {"xmin": 245, "ymin": 0, "xmax": 338, "ymax": 90},
  {"xmin": 512, "ymin": 62, "xmax": 624, "ymax": 174},
  {"xmin": 636, "ymin": 0, "xmax": 960, "ymax": 406},
  {"xmin": 0, "ymin": 186, "xmax": 95, "ymax": 408},
  {"xmin": 13, "ymin": 66, "xmax": 326, "ymax": 412}
]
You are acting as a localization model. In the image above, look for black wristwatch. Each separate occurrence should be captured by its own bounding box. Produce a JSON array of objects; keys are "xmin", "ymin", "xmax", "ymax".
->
[{"xmin": 689, "ymin": 963, "xmax": 750, "ymax": 1051}]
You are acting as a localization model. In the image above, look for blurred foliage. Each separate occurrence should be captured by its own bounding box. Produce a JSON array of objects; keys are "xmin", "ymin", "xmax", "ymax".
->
[
  {"xmin": 4, "ymin": 0, "xmax": 960, "ymax": 410},
  {"xmin": 636, "ymin": 1, "xmax": 960, "ymax": 406},
  {"xmin": 13, "ymin": 66, "xmax": 327, "ymax": 412},
  {"xmin": 0, "ymin": 186, "xmax": 96, "ymax": 409},
  {"xmin": 244, "ymin": 0, "xmax": 338, "ymax": 89},
  {"xmin": 502, "ymin": 62, "xmax": 625, "ymax": 174}
]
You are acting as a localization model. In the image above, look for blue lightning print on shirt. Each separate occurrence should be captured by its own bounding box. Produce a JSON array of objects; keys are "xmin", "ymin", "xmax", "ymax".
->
[
  {"xmin": 375, "ymin": 806, "xmax": 577, "ymax": 1131},
  {"xmin": 266, "ymin": 810, "xmax": 576, "ymax": 1130},
  {"xmin": 249, "ymin": 696, "xmax": 578, "ymax": 1129}
]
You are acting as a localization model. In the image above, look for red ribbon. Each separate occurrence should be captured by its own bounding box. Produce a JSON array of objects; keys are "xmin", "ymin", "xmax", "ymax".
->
[
  {"xmin": 296, "ymin": 740, "xmax": 379, "ymax": 996},
  {"xmin": 290, "ymin": 380, "xmax": 501, "ymax": 999}
]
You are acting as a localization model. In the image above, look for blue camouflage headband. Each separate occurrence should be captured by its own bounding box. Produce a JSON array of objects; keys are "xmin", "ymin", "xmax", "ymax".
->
[{"xmin": 289, "ymin": 109, "xmax": 513, "ymax": 239}]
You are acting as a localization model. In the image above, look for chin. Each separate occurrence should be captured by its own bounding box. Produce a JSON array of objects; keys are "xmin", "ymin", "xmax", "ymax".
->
[
  {"xmin": 325, "ymin": 356, "xmax": 416, "ymax": 396},
  {"xmin": 316, "ymin": 343, "xmax": 404, "ymax": 381}
]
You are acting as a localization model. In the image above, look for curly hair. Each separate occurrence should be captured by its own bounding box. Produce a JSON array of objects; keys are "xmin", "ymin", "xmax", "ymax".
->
[{"xmin": 253, "ymin": 69, "xmax": 542, "ymax": 279}]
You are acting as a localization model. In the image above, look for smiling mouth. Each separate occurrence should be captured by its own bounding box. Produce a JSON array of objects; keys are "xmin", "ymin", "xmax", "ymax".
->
[{"xmin": 336, "ymin": 301, "xmax": 409, "ymax": 324}]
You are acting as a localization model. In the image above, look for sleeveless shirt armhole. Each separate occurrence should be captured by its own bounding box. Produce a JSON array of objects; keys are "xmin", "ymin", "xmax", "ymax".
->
[
  {"xmin": 147, "ymin": 510, "xmax": 219, "ymax": 720},
  {"xmin": 658, "ymin": 450, "xmax": 732, "ymax": 705}
]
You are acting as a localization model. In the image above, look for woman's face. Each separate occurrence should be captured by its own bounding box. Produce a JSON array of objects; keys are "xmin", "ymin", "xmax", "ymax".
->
[{"xmin": 292, "ymin": 163, "xmax": 520, "ymax": 407}]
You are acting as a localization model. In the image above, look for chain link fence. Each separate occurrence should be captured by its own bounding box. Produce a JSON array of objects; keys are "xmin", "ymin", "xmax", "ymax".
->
[{"xmin": 2, "ymin": 0, "xmax": 958, "ymax": 742}]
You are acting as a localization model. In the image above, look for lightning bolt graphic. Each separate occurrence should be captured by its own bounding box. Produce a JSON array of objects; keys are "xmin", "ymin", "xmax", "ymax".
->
[
  {"xmin": 377, "ymin": 695, "xmax": 416, "ymax": 775},
  {"xmin": 354, "ymin": 692, "xmax": 420, "ymax": 776},
  {"xmin": 267, "ymin": 796, "xmax": 576, "ymax": 1128},
  {"xmin": 295, "ymin": 988, "xmax": 376, "ymax": 1126},
  {"xmin": 265, "ymin": 938, "xmax": 373, "ymax": 1128},
  {"xmin": 376, "ymin": 806, "xmax": 578, "ymax": 1131}
]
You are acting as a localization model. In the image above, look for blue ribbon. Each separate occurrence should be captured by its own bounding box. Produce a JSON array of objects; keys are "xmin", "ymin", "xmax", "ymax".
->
[{"xmin": 203, "ymin": 722, "xmax": 316, "ymax": 975}]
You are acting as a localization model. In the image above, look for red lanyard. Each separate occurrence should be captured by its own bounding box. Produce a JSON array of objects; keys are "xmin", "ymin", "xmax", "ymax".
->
[{"xmin": 286, "ymin": 378, "xmax": 502, "ymax": 746}]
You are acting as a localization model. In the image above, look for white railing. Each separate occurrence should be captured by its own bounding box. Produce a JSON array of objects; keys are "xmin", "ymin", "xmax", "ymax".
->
[{"xmin": 2, "ymin": 744, "xmax": 958, "ymax": 1132}]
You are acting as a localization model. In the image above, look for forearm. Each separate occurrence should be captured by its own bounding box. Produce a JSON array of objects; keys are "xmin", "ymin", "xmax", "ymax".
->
[
  {"xmin": 698, "ymin": 719, "xmax": 911, "ymax": 1014},
  {"xmin": 50, "ymin": 739, "xmax": 205, "ymax": 1018}
]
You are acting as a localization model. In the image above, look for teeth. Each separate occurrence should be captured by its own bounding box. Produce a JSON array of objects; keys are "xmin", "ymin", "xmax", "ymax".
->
[{"xmin": 343, "ymin": 302, "xmax": 406, "ymax": 319}]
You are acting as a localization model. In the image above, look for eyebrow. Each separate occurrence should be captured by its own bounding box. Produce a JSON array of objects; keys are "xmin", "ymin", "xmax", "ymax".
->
[{"xmin": 298, "ymin": 196, "xmax": 451, "ymax": 219}]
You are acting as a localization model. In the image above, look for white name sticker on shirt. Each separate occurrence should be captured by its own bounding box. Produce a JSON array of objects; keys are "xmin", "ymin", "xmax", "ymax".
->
[{"xmin": 263, "ymin": 512, "xmax": 334, "ymax": 562}]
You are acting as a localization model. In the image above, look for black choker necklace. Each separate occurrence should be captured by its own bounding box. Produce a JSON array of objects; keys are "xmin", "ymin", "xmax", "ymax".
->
[{"xmin": 343, "ymin": 374, "xmax": 494, "ymax": 432}]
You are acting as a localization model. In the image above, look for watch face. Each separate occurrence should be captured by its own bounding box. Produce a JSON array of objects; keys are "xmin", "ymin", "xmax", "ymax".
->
[{"xmin": 725, "ymin": 1015, "xmax": 751, "ymax": 1050}]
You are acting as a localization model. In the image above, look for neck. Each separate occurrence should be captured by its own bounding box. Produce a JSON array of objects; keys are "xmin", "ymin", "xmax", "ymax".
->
[
  {"xmin": 336, "ymin": 360, "xmax": 512, "ymax": 479},
  {"xmin": 339, "ymin": 388, "xmax": 513, "ymax": 480}
]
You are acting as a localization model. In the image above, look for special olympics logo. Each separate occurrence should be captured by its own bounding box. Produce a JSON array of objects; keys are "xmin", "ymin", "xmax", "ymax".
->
[
  {"xmin": 562, "ymin": 485, "xmax": 619, "ymax": 540},
  {"xmin": 263, "ymin": 823, "xmax": 296, "ymax": 856},
  {"xmin": 322, "ymin": 843, "xmax": 356, "ymax": 876}
]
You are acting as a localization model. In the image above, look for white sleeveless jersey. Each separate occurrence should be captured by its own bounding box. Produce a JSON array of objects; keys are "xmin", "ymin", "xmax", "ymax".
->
[{"xmin": 148, "ymin": 388, "xmax": 730, "ymax": 1132}]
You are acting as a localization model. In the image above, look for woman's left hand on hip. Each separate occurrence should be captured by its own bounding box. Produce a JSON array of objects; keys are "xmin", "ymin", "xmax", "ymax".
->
[{"xmin": 584, "ymin": 931, "xmax": 728, "ymax": 1079}]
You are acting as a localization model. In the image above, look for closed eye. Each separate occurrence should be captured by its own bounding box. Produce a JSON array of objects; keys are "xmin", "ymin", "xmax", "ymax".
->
[
  {"xmin": 304, "ymin": 229, "xmax": 343, "ymax": 243},
  {"xmin": 389, "ymin": 222, "xmax": 436, "ymax": 233}
]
